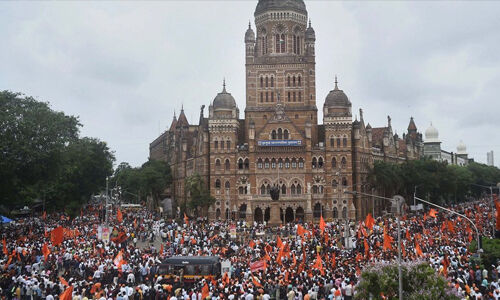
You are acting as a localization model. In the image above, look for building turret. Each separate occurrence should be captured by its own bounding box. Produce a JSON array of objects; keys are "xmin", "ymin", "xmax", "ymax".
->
[
  {"xmin": 245, "ymin": 22, "xmax": 256, "ymax": 61},
  {"xmin": 305, "ymin": 20, "xmax": 315, "ymax": 56}
]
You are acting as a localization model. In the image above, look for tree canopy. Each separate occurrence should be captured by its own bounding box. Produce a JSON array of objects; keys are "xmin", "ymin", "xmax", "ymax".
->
[
  {"xmin": 368, "ymin": 158, "xmax": 500, "ymax": 205},
  {"xmin": 0, "ymin": 91, "xmax": 115, "ymax": 214},
  {"xmin": 184, "ymin": 173, "xmax": 216, "ymax": 217}
]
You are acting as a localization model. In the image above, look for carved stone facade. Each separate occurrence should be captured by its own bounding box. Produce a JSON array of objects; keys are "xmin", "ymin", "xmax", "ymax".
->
[{"xmin": 149, "ymin": 0, "xmax": 423, "ymax": 222}]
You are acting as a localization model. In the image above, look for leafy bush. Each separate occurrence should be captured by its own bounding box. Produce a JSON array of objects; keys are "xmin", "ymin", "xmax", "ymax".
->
[{"xmin": 355, "ymin": 261, "xmax": 460, "ymax": 300}]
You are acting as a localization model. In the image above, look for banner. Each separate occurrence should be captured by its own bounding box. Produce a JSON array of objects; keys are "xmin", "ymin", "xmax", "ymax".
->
[
  {"xmin": 250, "ymin": 260, "xmax": 267, "ymax": 273},
  {"xmin": 230, "ymin": 225, "xmax": 237, "ymax": 239},
  {"xmin": 257, "ymin": 140, "xmax": 302, "ymax": 146}
]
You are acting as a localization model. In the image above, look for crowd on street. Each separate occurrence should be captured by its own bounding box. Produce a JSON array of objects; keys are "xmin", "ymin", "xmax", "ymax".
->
[{"xmin": 0, "ymin": 197, "xmax": 499, "ymax": 300}]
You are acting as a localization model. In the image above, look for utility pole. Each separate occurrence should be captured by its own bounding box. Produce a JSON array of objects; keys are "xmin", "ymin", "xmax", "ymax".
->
[{"xmin": 105, "ymin": 176, "xmax": 109, "ymax": 225}]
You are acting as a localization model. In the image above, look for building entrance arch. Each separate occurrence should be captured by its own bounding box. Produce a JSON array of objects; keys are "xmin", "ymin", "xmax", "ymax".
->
[
  {"xmin": 254, "ymin": 207, "xmax": 263, "ymax": 223},
  {"xmin": 239, "ymin": 204, "xmax": 247, "ymax": 220},
  {"xmin": 295, "ymin": 207, "xmax": 304, "ymax": 222},
  {"xmin": 285, "ymin": 207, "xmax": 294, "ymax": 223},
  {"xmin": 264, "ymin": 207, "xmax": 270, "ymax": 222}
]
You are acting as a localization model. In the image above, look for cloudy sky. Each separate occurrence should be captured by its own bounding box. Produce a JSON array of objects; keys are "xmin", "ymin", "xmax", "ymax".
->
[{"xmin": 1, "ymin": 0, "xmax": 499, "ymax": 168}]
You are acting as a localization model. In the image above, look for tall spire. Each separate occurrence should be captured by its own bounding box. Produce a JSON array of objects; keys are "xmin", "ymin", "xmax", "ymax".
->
[
  {"xmin": 248, "ymin": 20, "xmax": 251, "ymax": 29},
  {"xmin": 222, "ymin": 78, "xmax": 227, "ymax": 93},
  {"xmin": 309, "ymin": 19, "xmax": 312, "ymax": 28},
  {"xmin": 173, "ymin": 109, "xmax": 176, "ymax": 120},
  {"xmin": 334, "ymin": 75, "xmax": 338, "ymax": 90}
]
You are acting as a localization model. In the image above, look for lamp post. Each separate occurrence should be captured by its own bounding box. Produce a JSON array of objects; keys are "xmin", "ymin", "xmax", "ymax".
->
[
  {"xmin": 105, "ymin": 176, "xmax": 109, "ymax": 225},
  {"xmin": 345, "ymin": 190, "xmax": 405, "ymax": 300}
]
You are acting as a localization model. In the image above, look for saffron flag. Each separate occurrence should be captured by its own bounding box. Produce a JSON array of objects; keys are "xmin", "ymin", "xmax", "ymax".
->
[
  {"xmin": 429, "ymin": 208, "xmax": 438, "ymax": 218},
  {"xmin": 277, "ymin": 236, "xmax": 284, "ymax": 249},
  {"xmin": 113, "ymin": 250, "xmax": 124, "ymax": 267},
  {"xmin": 319, "ymin": 215, "xmax": 326, "ymax": 234},
  {"xmin": 364, "ymin": 239, "xmax": 370, "ymax": 258},
  {"xmin": 297, "ymin": 224, "xmax": 306, "ymax": 237},
  {"xmin": 42, "ymin": 243, "xmax": 50, "ymax": 261},
  {"xmin": 495, "ymin": 200, "xmax": 500, "ymax": 231},
  {"xmin": 51, "ymin": 226, "xmax": 64, "ymax": 246},
  {"xmin": 59, "ymin": 277, "xmax": 69, "ymax": 287},
  {"xmin": 249, "ymin": 260, "xmax": 267, "ymax": 272},
  {"xmin": 252, "ymin": 276, "xmax": 263, "ymax": 288},
  {"xmin": 184, "ymin": 213, "xmax": 189, "ymax": 225},
  {"xmin": 60, "ymin": 286, "xmax": 73, "ymax": 300},
  {"xmin": 313, "ymin": 253, "xmax": 325, "ymax": 275},
  {"xmin": 2, "ymin": 239, "xmax": 7, "ymax": 256},
  {"xmin": 415, "ymin": 242, "xmax": 424, "ymax": 257},
  {"xmin": 160, "ymin": 244, "xmax": 164, "ymax": 256},
  {"xmin": 383, "ymin": 226, "xmax": 393, "ymax": 251},
  {"xmin": 201, "ymin": 283, "xmax": 210, "ymax": 299},
  {"xmin": 117, "ymin": 208, "xmax": 123, "ymax": 223},
  {"xmin": 365, "ymin": 213, "xmax": 375, "ymax": 230},
  {"xmin": 249, "ymin": 240, "xmax": 256, "ymax": 249}
]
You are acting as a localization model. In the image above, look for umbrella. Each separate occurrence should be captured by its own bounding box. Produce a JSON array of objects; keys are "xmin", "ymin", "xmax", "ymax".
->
[{"xmin": 1, "ymin": 216, "xmax": 13, "ymax": 223}]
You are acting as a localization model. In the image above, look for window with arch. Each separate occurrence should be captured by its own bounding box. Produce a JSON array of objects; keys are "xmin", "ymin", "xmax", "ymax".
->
[
  {"xmin": 330, "ymin": 137, "xmax": 335, "ymax": 147},
  {"xmin": 287, "ymin": 76, "xmax": 291, "ymax": 87},
  {"xmin": 284, "ymin": 129, "xmax": 289, "ymax": 140},
  {"xmin": 277, "ymin": 128, "xmax": 283, "ymax": 139},
  {"xmin": 312, "ymin": 185, "xmax": 318, "ymax": 194},
  {"xmin": 260, "ymin": 92, "xmax": 263, "ymax": 103},
  {"xmin": 265, "ymin": 91, "xmax": 268, "ymax": 102},
  {"xmin": 238, "ymin": 158, "xmax": 244, "ymax": 170},
  {"xmin": 342, "ymin": 207, "xmax": 347, "ymax": 219},
  {"xmin": 271, "ymin": 158, "xmax": 276, "ymax": 169},
  {"xmin": 244, "ymin": 158, "xmax": 249, "ymax": 169},
  {"xmin": 225, "ymin": 159, "xmax": 230, "ymax": 171},
  {"xmin": 271, "ymin": 92, "xmax": 274, "ymax": 102},
  {"xmin": 332, "ymin": 157, "xmax": 337, "ymax": 169},
  {"xmin": 281, "ymin": 184, "xmax": 286, "ymax": 195},
  {"xmin": 296, "ymin": 184, "xmax": 302, "ymax": 194},
  {"xmin": 333, "ymin": 207, "xmax": 338, "ymax": 218},
  {"xmin": 280, "ymin": 33, "xmax": 286, "ymax": 53},
  {"xmin": 260, "ymin": 77, "xmax": 263, "ymax": 88},
  {"xmin": 312, "ymin": 157, "xmax": 317, "ymax": 169},
  {"xmin": 265, "ymin": 76, "xmax": 268, "ymax": 88},
  {"xmin": 225, "ymin": 181, "xmax": 230, "ymax": 189},
  {"xmin": 285, "ymin": 158, "xmax": 290, "ymax": 169},
  {"xmin": 260, "ymin": 184, "xmax": 266, "ymax": 195},
  {"xmin": 264, "ymin": 158, "xmax": 270, "ymax": 169},
  {"xmin": 215, "ymin": 179, "xmax": 221, "ymax": 189},
  {"xmin": 298, "ymin": 158, "xmax": 304, "ymax": 168},
  {"xmin": 343, "ymin": 136, "xmax": 347, "ymax": 147},
  {"xmin": 298, "ymin": 76, "xmax": 301, "ymax": 86},
  {"xmin": 278, "ymin": 158, "xmax": 283, "ymax": 169},
  {"xmin": 341, "ymin": 157, "xmax": 347, "ymax": 168},
  {"xmin": 275, "ymin": 34, "xmax": 280, "ymax": 53},
  {"xmin": 332, "ymin": 179, "xmax": 338, "ymax": 188},
  {"xmin": 342, "ymin": 177, "xmax": 348, "ymax": 186},
  {"xmin": 271, "ymin": 130, "xmax": 277, "ymax": 140},
  {"xmin": 298, "ymin": 91, "xmax": 302, "ymax": 102},
  {"xmin": 215, "ymin": 159, "xmax": 221, "ymax": 170},
  {"xmin": 290, "ymin": 184, "xmax": 296, "ymax": 195},
  {"xmin": 337, "ymin": 138, "xmax": 341, "ymax": 148},
  {"xmin": 291, "ymin": 158, "xmax": 297, "ymax": 168},
  {"xmin": 271, "ymin": 76, "xmax": 274, "ymax": 87},
  {"xmin": 287, "ymin": 91, "xmax": 291, "ymax": 102},
  {"xmin": 226, "ymin": 140, "xmax": 230, "ymax": 150},
  {"xmin": 293, "ymin": 76, "xmax": 296, "ymax": 87},
  {"xmin": 318, "ymin": 157, "xmax": 324, "ymax": 168},
  {"xmin": 220, "ymin": 140, "xmax": 224, "ymax": 150},
  {"xmin": 239, "ymin": 186, "xmax": 244, "ymax": 194},
  {"xmin": 257, "ymin": 158, "xmax": 263, "ymax": 169},
  {"xmin": 293, "ymin": 91, "xmax": 296, "ymax": 102},
  {"xmin": 214, "ymin": 140, "xmax": 218, "ymax": 150},
  {"xmin": 266, "ymin": 184, "xmax": 271, "ymax": 194}
]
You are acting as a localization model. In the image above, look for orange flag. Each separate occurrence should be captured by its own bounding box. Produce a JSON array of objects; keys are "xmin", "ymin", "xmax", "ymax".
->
[
  {"xmin": 277, "ymin": 236, "xmax": 284, "ymax": 249},
  {"xmin": 42, "ymin": 211, "xmax": 46, "ymax": 220},
  {"xmin": 297, "ymin": 224, "xmax": 306, "ymax": 237},
  {"xmin": 2, "ymin": 239, "xmax": 7, "ymax": 256},
  {"xmin": 160, "ymin": 244, "xmax": 164, "ymax": 256},
  {"xmin": 319, "ymin": 215, "xmax": 326, "ymax": 234},
  {"xmin": 365, "ymin": 213, "xmax": 375, "ymax": 230},
  {"xmin": 415, "ymin": 241, "xmax": 424, "ymax": 257},
  {"xmin": 113, "ymin": 250, "xmax": 124, "ymax": 267},
  {"xmin": 401, "ymin": 241, "xmax": 406, "ymax": 257},
  {"xmin": 201, "ymin": 283, "xmax": 210, "ymax": 299},
  {"xmin": 252, "ymin": 276, "xmax": 263, "ymax": 288},
  {"xmin": 191, "ymin": 237, "xmax": 197, "ymax": 245},
  {"xmin": 364, "ymin": 239, "xmax": 370, "ymax": 258},
  {"xmin": 117, "ymin": 208, "xmax": 123, "ymax": 223},
  {"xmin": 133, "ymin": 219, "xmax": 137, "ymax": 228},
  {"xmin": 383, "ymin": 226, "xmax": 393, "ymax": 251},
  {"xmin": 51, "ymin": 226, "xmax": 64, "ymax": 246},
  {"xmin": 60, "ymin": 286, "xmax": 73, "ymax": 300},
  {"xmin": 249, "ymin": 240, "xmax": 256, "ymax": 249},
  {"xmin": 429, "ymin": 208, "xmax": 437, "ymax": 218},
  {"xmin": 313, "ymin": 253, "xmax": 324, "ymax": 275},
  {"xmin": 59, "ymin": 277, "xmax": 69, "ymax": 287},
  {"xmin": 405, "ymin": 229, "xmax": 411, "ymax": 240},
  {"xmin": 331, "ymin": 252, "xmax": 336, "ymax": 268},
  {"xmin": 184, "ymin": 213, "xmax": 189, "ymax": 225},
  {"xmin": 42, "ymin": 243, "xmax": 50, "ymax": 261}
]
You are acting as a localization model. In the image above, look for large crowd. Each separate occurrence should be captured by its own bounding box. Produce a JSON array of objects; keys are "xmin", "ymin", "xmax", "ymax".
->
[{"xmin": 0, "ymin": 198, "xmax": 499, "ymax": 300}]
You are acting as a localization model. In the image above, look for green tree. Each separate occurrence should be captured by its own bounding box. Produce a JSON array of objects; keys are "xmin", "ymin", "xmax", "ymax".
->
[
  {"xmin": 355, "ymin": 262, "xmax": 460, "ymax": 300},
  {"xmin": 184, "ymin": 173, "xmax": 215, "ymax": 217}
]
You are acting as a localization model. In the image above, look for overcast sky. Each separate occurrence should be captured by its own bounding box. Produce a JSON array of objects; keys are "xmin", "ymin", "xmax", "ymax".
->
[{"xmin": 1, "ymin": 0, "xmax": 499, "ymax": 168}]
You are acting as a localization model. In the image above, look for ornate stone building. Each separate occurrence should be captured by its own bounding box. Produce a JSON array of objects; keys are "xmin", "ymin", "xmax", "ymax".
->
[{"xmin": 149, "ymin": 0, "xmax": 423, "ymax": 222}]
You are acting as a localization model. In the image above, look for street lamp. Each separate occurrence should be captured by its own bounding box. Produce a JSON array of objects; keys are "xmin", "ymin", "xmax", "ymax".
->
[
  {"xmin": 470, "ymin": 183, "xmax": 499, "ymax": 235},
  {"xmin": 346, "ymin": 190, "xmax": 405, "ymax": 300}
]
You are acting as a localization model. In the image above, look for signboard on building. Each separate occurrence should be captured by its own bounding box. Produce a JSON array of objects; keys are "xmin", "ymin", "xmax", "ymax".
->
[{"xmin": 258, "ymin": 140, "xmax": 302, "ymax": 146}]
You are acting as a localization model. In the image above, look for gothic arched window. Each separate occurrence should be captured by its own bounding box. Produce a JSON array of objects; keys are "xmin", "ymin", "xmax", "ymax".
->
[
  {"xmin": 271, "ymin": 158, "xmax": 276, "ymax": 169},
  {"xmin": 318, "ymin": 157, "xmax": 324, "ymax": 168},
  {"xmin": 291, "ymin": 158, "xmax": 297, "ymax": 168},
  {"xmin": 271, "ymin": 76, "xmax": 274, "ymax": 87},
  {"xmin": 215, "ymin": 159, "xmax": 221, "ymax": 170},
  {"xmin": 225, "ymin": 159, "xmax": 230, "ymax": 171},
  {"xmin": 291, "ymin": 184, "xmax": 296, "ymax": 195},
  {"xmin": 285, "ymin": 158, "xmax": 290, "ymax": 169},
  {"xmin": 298, "ymin": 76, "xmax": 301, "ymax": 86},
  {"xmin": 214, "ymin": 140, "xmax": 218, "ymax": 150},
  {"xmin": 226, "ymin": 140, "xmax": 230, "ymax": 150},
  {"xmin": 265, "ymin": 76, "xmax": 268, "ymax": 88},
  {"xmin": 332, "ymin": 180, "xmax": 338, "ymax": 188},
  {"xmin": 220, "ymin": 140, "xmax": 224, "ymax": 150},
  {"xmin": 261, "ymin": 184, "xmax": 266, "ymax": 195},
  {"xmin": 264, "ymin": 158, "xmax": 270, "ymax": 169},
  {"xmin": 341, "ymin": 157, "xmax": 347, "ymax": 168},
  {"xmin": 342, "ymin": 177, "xmax": 348, "ymax": 186},
  {"xmin": 225, "ymin": 181, "xmax": 230, "ymax": 189},
  {"xmin": 287, "ymin": 76, "xmax": 291, "ymax": 87},
  {"xmin": 343, "ymin": 137, "xmax": 348, "ymax": 147},
  {"xmin": 298, "ymin": 158, "xmax": 304, "ymax": 168},
  {"xmin": 244, "ymin": 158, "xmax": 249, "ymax": 169},
  {"xmin": 260, "ymin": 77, "xmax": 263, "ymax": 88},
  {"xmin": 337, "ymin": 138, "xmax": 341, "ymax": 148},
  {"xmin": 293, "ymin": 76, "xmax": 296, "ymax": 87},
  {"xmin": 215, "ymin": 179, "xmax": 221, "ymax": 189},
  {"xmin": 266, "ymin": 184, "xmax": 271, "ymax": 194},
  {"xmin": 297, "ymin": 184, "xmax": 302, "ymax": 194},
  {"xmin": 312, "ymin": 157, "xmax": 317, "ymax": 169},
  {"xmin": 271, "ymin": 130, "xmax": 277, "ymax": 140},
  {"xmin": 280, "ymin": 34, "xmax": 286, "ymax": 53},
  {"xmin": 332, "ymin": 157, "xmax": 337, "ymax": 169},
  {"xmin": 278, "ymin": 158, "xmax": 283, "ymax": 169},
  {"xmin": 257, "ymin": 158, "xmax": 263, "ymax": 169},
  {"xmin": 284, "ymin": 129, "xmax": 289, "ymax": 140},
  {"xmin": 277, "ymin": 128, "xmax": 283, "ymax": 140},
  {"xmin": 281, "ymin": 184, "xmax": 286, "ymax": 195},
  {"xmin": 238, "ymin": 158, "xmax": 243, "ymax": 170},
  {"xmin": 275, "ymin": 34, "xmax": 280, "ymax": 53}
]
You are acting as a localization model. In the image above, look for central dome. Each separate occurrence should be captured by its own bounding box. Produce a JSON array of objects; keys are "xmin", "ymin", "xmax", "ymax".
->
[
  {"xmin": 324, "ymin": 78, "xmax": 351, "ymax": 107},
  {"xmin": 255, "ymin": 0, "xmax": 307, "ymax": 16},
  {"xmin": 213, "ymin": 82, "xmax": 236, "ymax": 110}
]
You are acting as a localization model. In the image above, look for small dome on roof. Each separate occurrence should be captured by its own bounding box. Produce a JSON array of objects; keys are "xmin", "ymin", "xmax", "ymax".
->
[
  {"xmin": 457, "ymin": 140, "xmax": 467, "ymax": 154},
  {"xmin": 325, "ymin": 77, "xmax": 351, "ymax": 107},
  {"xmin": 305, "ymin": 20, "xmax": 315, "ymax": 41},
  {"xmin": 425, "ymin": 123, "xmax": 439, "ymax": 143},
  {"xmin": 213, "ymin": 80, "xmax": 237, "ymax": 110},
  {"xmin": 245, "ymin": 23, "xmax": 255, "ymax": 43}
]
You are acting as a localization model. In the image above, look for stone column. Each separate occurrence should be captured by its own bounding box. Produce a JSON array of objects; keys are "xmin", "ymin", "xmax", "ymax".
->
[
  {"xmin": 305, "ymin": 198, "xmax": 313, "ymax": 223},
  {"xmin": 268, "ymin": 202, "xmax": 282, "ymax": 226},
  {"xmin": 246, "ymin": 204, "xmax": 253, "ymax": 223}
]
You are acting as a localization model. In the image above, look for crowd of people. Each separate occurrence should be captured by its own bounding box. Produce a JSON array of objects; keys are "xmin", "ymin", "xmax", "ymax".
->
[{"xmin": 0, "ymin": 198, "xmax": 499, "ymax": 300}]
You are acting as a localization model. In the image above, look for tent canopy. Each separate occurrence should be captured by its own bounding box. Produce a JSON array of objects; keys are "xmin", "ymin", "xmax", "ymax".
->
[{"xmin": 1, "ymin": 216, "xmax": 13, "ymax": 223}]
